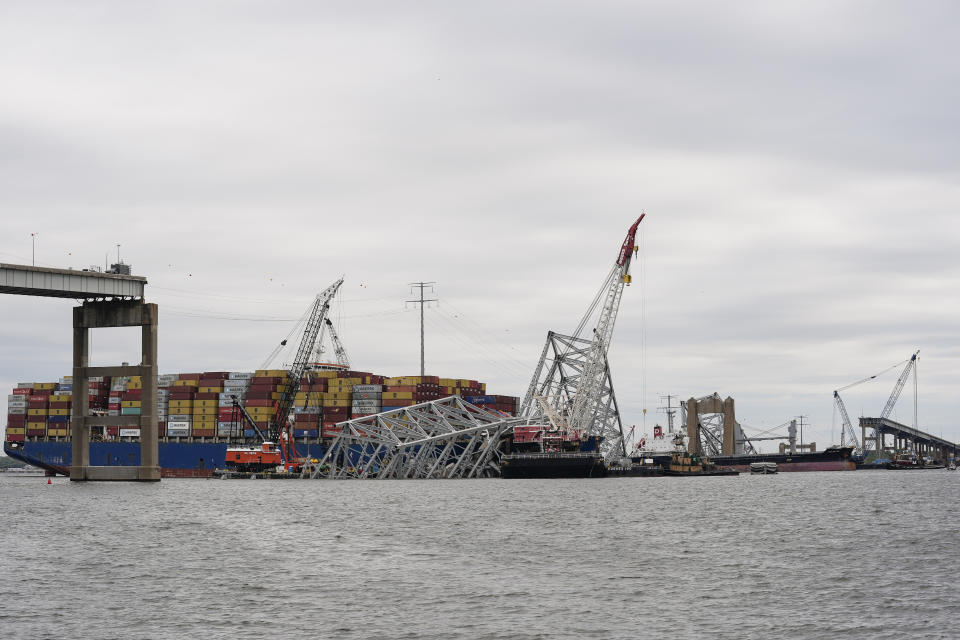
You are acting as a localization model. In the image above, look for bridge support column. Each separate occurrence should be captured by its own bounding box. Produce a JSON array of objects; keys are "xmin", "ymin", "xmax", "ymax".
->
[
  {"xmin": 686, "ymin": 397, "xmax": 700, "ymax": 456},
  {"xmin": 721, "ymin": 397, "xmax": 736, "ymax": 455},
  {"xmin": 70, "ymin": 301, "xmax": 160, "ymax": 482}
]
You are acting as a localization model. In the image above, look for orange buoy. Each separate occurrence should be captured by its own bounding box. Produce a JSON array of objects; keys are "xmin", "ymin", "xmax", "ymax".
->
[{"xmin": 47, "ymin": 478, "xmax": 52, "ymax": 484}]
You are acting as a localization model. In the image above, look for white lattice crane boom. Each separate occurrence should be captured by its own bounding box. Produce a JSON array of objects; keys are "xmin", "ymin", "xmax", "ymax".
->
[
  {"xmin": 566, "ymin": 214, "xmax": 644, "ymax": 435},
  {"xmin": 880, "ymin": 350, "xmax": 919, "ymax": 421}
]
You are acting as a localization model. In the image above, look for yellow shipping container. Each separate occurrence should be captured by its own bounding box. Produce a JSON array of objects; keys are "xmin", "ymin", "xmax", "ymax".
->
[
  {"xmin": 50, "ymin": 394, "xmax": 72, "ymax": 402},
  {"xmin": 169, "ymin": 402, "xmax": 194, "ymax": 410},
  {"xmin": 48, "ymin": 429, "xmax": 68, "ymax": 437},
  {"xmin": 322, "ymin": 399, "xmax": 351, "ymax": 408},
  {"xmin": 247, "ymin": 407, "xmax": 274, "ymax": 415},
  {"xmin": 127, "ymin": 381, "xmax": 143, "ymax": 390},
  {"xmin": 6, "ymin": 427, "xmax": 25, "ymax": 435},
  {"xmin": 198, "ymin": 386, "xmax": 223, "ymax": 393},
  {"xmin": 383, "ymin": 391, "xmax": 413, "ymax": 400},
  {"xmin": 323, "ymin": 391, "xmax": 352, "ymax": 400},
  {"xmin": 329, "ymin": 377, "xmax": 363, "ymax": 387},
  {"xmin": 306, "ymin": 371, "xmax": 339, "ymax": 379},
  {"xmin": 48, "ymin": 408, "xmax": 70, "ymax": 416},
  {"xmin": 27, "ymin": 408, "xmax": 49, "ymax": 416},
  {"xmin": 194, "ymin": 399, "xmax": 219, "ymax": 408},
  {"xmin": 254, "ymin": 369, "xmax": 290, "ymax": 378},
  {"xmin": 173, "ymin": 379, "xmax": 199, "ymax": 387},
  {"xmin": 121, "ymin": 400, "xmax": 142, "ymax": 408},
  {"xmin": 195, "ymin": 417, "xmax": 217, "ymax": 427},
  {"xmin": 439, "ymin": 378, "xmax": 457, "ymax": 387},
  {"xmin": 192, "ymin": 407, "xmax": 218, "ymax": 416},
  {"xmin": 34, "ymin": 382, "xmax": 56, "ymax": 390}
]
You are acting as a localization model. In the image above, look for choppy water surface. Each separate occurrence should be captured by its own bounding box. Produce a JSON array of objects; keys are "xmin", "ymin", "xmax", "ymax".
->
[{"xmin": 1, "ymin": 471, "xmax": 958, "ymax": 639}]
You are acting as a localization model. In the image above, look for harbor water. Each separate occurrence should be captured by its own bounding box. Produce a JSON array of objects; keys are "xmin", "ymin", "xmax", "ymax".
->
[{"xmin": 1, "ymin": 471, "xmax": 957, "ymax": 639}]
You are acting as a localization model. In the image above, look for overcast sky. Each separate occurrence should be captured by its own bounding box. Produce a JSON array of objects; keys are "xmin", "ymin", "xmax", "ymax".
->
[{"xmin": 2, "ymin": 1, "xmax": 958, "ymax": 450}]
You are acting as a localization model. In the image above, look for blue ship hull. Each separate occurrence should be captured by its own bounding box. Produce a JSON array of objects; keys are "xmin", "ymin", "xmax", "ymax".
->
[{"xmin": 3, "ymin": 441, "xmax": 329, "ymax": 477}]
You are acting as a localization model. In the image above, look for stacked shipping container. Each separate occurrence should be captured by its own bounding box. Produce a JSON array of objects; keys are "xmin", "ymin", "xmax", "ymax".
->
[{"xmin": 5, "ymin": 368, "xmax": 519, "ymax": 444}]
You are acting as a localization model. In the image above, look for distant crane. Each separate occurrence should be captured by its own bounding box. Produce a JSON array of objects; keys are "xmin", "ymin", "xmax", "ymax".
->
[
  {"xmin": 312, "ymin": 318, "xmax": 350, "ymax": 368},
  {"xmin": 833, "ymin": 349, "xmax": 919, "ymax": 461}
]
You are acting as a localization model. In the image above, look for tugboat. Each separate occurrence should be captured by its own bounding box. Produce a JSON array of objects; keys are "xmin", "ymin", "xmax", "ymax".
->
[{"xmin": 886, "ymin": 450, "xmax": 945, "ymax": 470}]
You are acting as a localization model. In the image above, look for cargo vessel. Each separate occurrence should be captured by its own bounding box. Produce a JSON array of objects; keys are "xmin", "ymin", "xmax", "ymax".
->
[
  {"xmin": 708, "ymin": 446, "xmax": 856, "ymax": 473},
  {"xmin": 4, "ymin": 368, "xmax": 518, "ymax": 477}
]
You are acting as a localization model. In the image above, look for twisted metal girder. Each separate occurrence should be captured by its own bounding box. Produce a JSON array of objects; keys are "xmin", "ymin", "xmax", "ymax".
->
[{"xmin": 303, "ymin": 396, "xmax": 525, "ymax": 479}]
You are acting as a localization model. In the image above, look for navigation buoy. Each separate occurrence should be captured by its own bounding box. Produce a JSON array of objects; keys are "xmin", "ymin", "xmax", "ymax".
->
[{"xmin": 47, "ymin": 478, "xmax": 52, "ymax": 485}]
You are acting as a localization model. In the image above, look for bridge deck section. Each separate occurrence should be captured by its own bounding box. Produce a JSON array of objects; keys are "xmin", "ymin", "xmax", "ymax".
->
[{"xmin": 0, "ymin": 263, "xmax": 146, "ymax": 299}]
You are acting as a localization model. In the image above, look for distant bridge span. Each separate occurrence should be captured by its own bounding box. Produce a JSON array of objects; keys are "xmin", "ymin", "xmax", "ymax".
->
[{"xmin": 859, "ymin": 417, "xmax": 958, "ymax": 461}]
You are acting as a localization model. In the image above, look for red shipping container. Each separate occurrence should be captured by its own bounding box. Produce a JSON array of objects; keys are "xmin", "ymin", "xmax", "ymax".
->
[
  {"xmin": 245, "ymin": 399, "xmax": 275, "ymax": 407},
  {"xmin": 218, "ymin": 408, "xmax": 238, "ymax": 418},
  {"xmin": 49, "ymin": 401, "xmax": 71, "ymax": 409},
  {"xmin": 108, "ymin": 403, "xmax": 121, "ymax": 410},
  {"xmin": 198, "ymin": 379, "xmax": 225, "ymax": 387},
  {"xmin": 6, "ymin": 434, "xmax": 25, "ymax": 442},
  {"xmin": 246, "ymin": 391, "xmax": 276, "ymax": 400},
  {"xmin": 7, "ymin": 415, "xmax": 26, "ymax": 427},
  {"xmin": 26, "ymin": 427, "xmax": 47, "ymax": 436},
  {"xmin": 192, "ymin": 429, "xmax": 215, "ymax": 437},
  {"xmin": 178, "ymin": 373, "xmax": 202, "ymax": 380},
  {"xmin": 30, "ymin": 390, "xmax": 51, "ymax": 398},
  {"xmin": 106, "ymin": 426, "xmax": 119, "ymax": 436},
  {"xmin": 201, "ymin": 372, "xmax": 230, "ymax": 379},
  {"xmin": 122, "ymin": 390, "xmax": 143, "ymax": 399},
  {"xmin": 28, "ymin": 397, "xmax": 49, "ymax": 407},
  {"xmin": 12, "ymin": 388, "xmax": 31, "ymax": 395},
  {"xmin": 168, "ymin": 390, "xmax": 195, "ymax": 399},
  {"xmin": 195, "ymin": 392, "xmax": 218, "ymax": 400}
]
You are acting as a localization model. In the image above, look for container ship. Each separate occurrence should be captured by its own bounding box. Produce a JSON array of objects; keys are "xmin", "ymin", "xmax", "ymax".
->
[{"xmin": 4, "ymin": 368, "xmax": 518, "ymax": 477}]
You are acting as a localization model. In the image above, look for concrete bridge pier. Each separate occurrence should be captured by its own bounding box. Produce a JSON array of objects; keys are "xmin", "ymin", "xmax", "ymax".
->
[{"xmin": 70, "ymin": 300, "xmax": 159, "ymax": 482}]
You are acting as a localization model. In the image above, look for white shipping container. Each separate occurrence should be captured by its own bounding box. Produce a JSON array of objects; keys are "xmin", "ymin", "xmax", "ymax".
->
[
  {"xmin": 7, "ymin": 407, "xmax": 26, "ymax": 415},
  {"xmin": 119, "ymin": 428, "xmax": 141, "ymax": 437},
  {"xmin": 294, "ymin": 406, "xmax": 322, "ymax": 414},
  {"xmin": 168, "ymin": 414, "xmax": 192, "ymax": 422},
  {"xmin": 17, "ymin": 383, "xmax": 33, "ymax": 388},
  {"xmin": 353, "ymin": 385, "xmax": 384, "ymax": 392},
  {"xmin": 88, "ymin": 376, "xmax": 105, "ymax": 383},
  {"xmin": 107, "ymin": 409, "xmax": 120, "ymax": 416},
  {"xmin": 228, "ymin": 372, "xmax": 253, "ymax": 380},
  {"xmin": 167, "ymin": 428, "xmax": 190, "ymax": 437}
]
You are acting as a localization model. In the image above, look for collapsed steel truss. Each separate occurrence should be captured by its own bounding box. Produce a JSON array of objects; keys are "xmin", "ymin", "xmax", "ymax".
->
[
  {"xmin": 302, "ymin": 396, "xmax": 524, "ymax": 479},
  {"xmin": 520, "ymin": 331, "xmax": 627, "ymax": 460}
]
